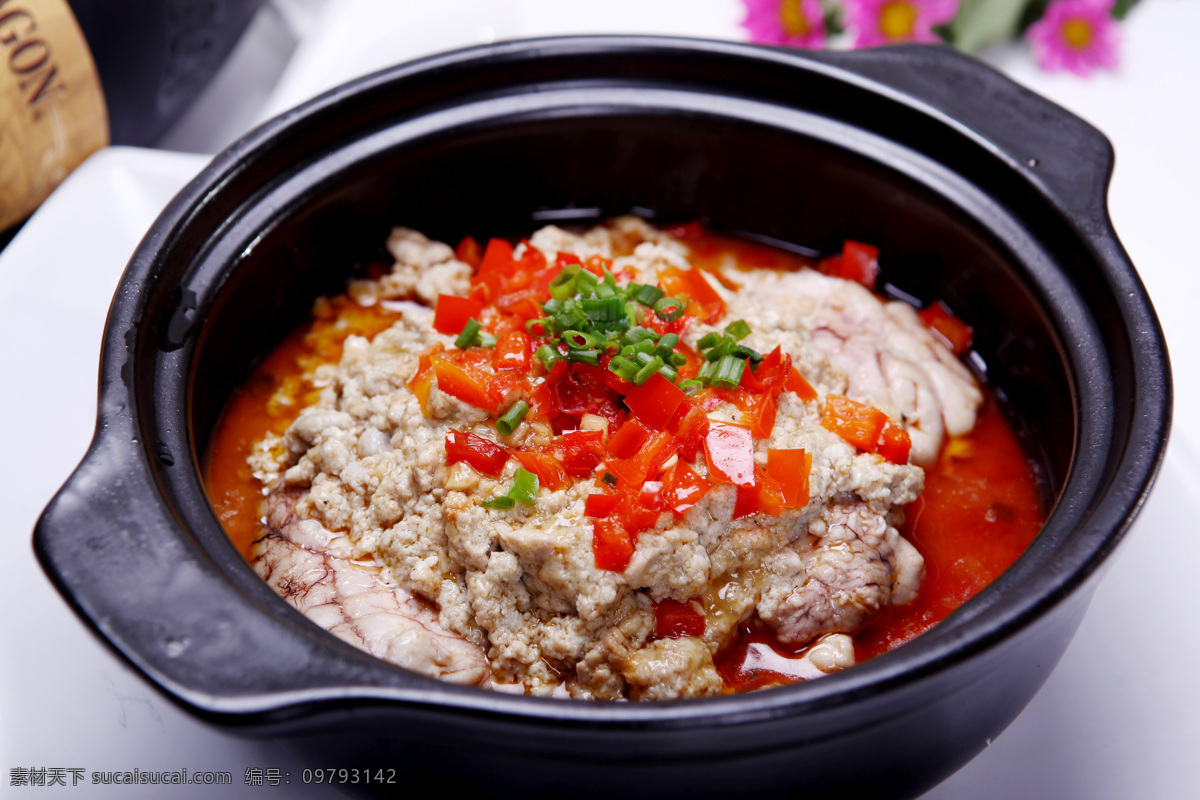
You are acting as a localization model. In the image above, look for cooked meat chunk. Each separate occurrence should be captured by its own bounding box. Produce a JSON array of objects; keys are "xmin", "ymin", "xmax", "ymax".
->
[
  {"xmin": 733, "ymin": 269, "xmax": 982, "ymax": 466},
  {"xmin": 253, "ymin": 489, "xmax": 491, "ymax": 686},
  {"xmin": 757, "ymin": 501, "xmax": 924, "ymax": 645}
]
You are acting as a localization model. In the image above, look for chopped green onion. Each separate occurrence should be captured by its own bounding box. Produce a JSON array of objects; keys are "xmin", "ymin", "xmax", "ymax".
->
[
  {"xmin": 576, "ymin": 269, "xmax": 599, "ymax": 294},
  {"xmin": 562, "ymin": 329, "xmax": 598, "ymax": 349},
  {"xmin": 697, "ymin": 331, "xmax": 722, "ymax": 350},
  {"xmin": 632, "ymin": 283, "xmax": 666, "ymax": 306},
  {"xmin": 609, "ymin": 356, "xmax": 640, "ymax": 382},
  {"xmin": 733, "ymin": 344, "xmax": 763, "ymax": 364},
  {"xmin": 582, "ymin": 296, "xmax": 625, "ymax": 323},
  {"xmin": 725, "ymin": 319, "xmax": 751, "ymax": 341},
  {"xmin": 479, "ymin": 333, "xmax": 497, "ymax": 348},
  {"xmin": 525, "ymin": 317, "xmax": 552, "ymax": 336},
  {"xmin": 633, "ymin": 355, "xmax": 664, "ymax": 385},
  {"xmin": 678, "ymin": 379, "xmax": 704, "ymax": 395},
  {"xmin": 508, "ymin": 467, "xmax": 539, "ymax": 506},
  {"xmin": 535, "ymin": 344, "xmax": 559, "ymax": 368},
  {"xmin": 482, "ymin": 495, "xmax": 516, "ymax": 509},
  {"xmin": 624, "ymin": 326, "xmax": 658, "ymax": 344},
  {"xmin": 549, "ymin": 265, "xmax": 581, "ymax": 300},
  {"xmin": 496, "ymin": 400, "xmax": 530, "ymax": 436},
  {"xmin": 557, "ymin": 303, "xmax": 588, "ymax": 331},
  {"xmin": 657, "ymin": 333, "xmax": 680, "ymax": 352},
  {"xmin": 455, "ymin": 318, "xmax": 483, "ymax": 349},
  {"xmin": 712, "ymin": 354, "xmax": 746, "ymax": 389},
  {"xmin": 654, "ymin": 296, "xmax": 686, "ymax": 322},
  {"xmin": 567, "ymin": 348, "xmax": 601, "ymax": 365},
  {"xmin": 601, "ymin": 472, "xmax": 618, "ymax": 487},
  {"xmin": 483, "ymin": 467, "xmax": 540, "ymax": 509},
  {"xmin": 704, "ymin": 338, "xmax": 736, "ymax": 361},
  {"xmin": 602, "ymin": 269, "xmax": 620, "ymax": 293}
]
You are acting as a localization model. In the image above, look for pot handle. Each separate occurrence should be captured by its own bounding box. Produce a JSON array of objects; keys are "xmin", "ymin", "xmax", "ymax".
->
[
  {"xmin": 33, "ymin": 426, "xmax": 418, "ymax": 719},
  {"xmin": 818, "ymin": 44, "xmax": 1115, "ymax": 228}
]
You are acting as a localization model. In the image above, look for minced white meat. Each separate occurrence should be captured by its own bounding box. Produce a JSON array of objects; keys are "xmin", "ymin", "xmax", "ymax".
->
[{"xmin": 249, "ymin": 219, "xmax": 983, "ymax": 700}]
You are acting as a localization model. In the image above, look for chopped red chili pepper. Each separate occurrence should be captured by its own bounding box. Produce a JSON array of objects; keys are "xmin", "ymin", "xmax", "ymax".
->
[
  {"xmin": 431, "ymin": 354, "xmax": 500, "ymax": 413},
  {"xmin": 509, "ymin": 449, "xmax": 570, "ymax": 492},
  {"xmin": 703, "ymin": 421, "xmax": 756, "ymax": 487},
  {"xmin": 661, "ymin": 460, "xmax": 711, "ymax": 515},
  {"xmin": 493, "ymin": 330, "xmax": 532, "ymax": 371},
  {"xmin": 584, "ymin": 490, "xmax": 618, "ymax": 518},
  {"xmin": 660, "ymin": 266, "xmax": 725, "ymax": 324},
  {"xmin": 607, "ymin": 417, "xmax": 653, "ymax": 460},
  {"xmin": 445, "ymin": 429, "xmax": 510, "ymax": 477},
  {"xmin": 918, "ymin": 299, "xmax": 973, "ymax": 357},
  {"xmin": 840, "ymin": 240, "xmax": 880, "ymax": 290},
  {"xmin": 653, "ymin": 598, "xmax": 706, "ymax": 638},
  {"xmin": 624, "ymin": 372, "xmax": 687, "ymax": 432},
  {"xmin": 557, "ymin": 430, "xmax": 605, "ymax": 477},
  {"xmin": 666, "ymin": 401, "xmax": 709, "ymax": 462},
  {"xmin": 432, "ymin": 294, "xmax": 484, "ymax": 336},
  {"xmin": 471, "ymin": 238, "xmax": 515, "ymax": 303},
  {"xmin": 785, "ymin": 365, "xmax": 818, "ymax": 402},
  {"xmin": 739, "ymin": 346, "xmax": 790, "ymax": 395},
  {"xmin": 822, "ymin": 395, "xmax": 888, "ymax": 452},
  {"xmin": 454, "ymin": 235, "xmax": 482, "ymax": 269},
  {"xmin": 592, "ymin": 517, "xmax": 634, "ymax": 572},
  {"xmin": 734, "ymin": 465, "xmax": 786, "ymax": 519},
  {"xmin": 766, "ymin": 448, "xmax": 811, "ymax": 509},
  {"xmin": 876, "ymin": 421, "xmax": 912, "ymax": 465}
]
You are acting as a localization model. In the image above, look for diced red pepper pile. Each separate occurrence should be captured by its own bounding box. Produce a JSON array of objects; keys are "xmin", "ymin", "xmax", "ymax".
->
[{"xmin": 415, "ymin": 231, "xmax": 942, "ymax": 586}]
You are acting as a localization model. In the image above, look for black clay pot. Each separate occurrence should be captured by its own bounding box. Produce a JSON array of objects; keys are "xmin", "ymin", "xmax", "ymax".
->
[{"xmin": 34, "ymin": 37, "xmax": 1170, "ymax": 800}]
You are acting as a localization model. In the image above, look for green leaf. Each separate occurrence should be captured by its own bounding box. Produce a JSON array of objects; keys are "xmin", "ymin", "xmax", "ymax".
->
[
  {"xmin": 944, "ymin": 0, "xmax": 1031, "ymax": 53},
  {"xmin": 1112, "ymin": 0, "xmax": 1142, "ymax": 22}
]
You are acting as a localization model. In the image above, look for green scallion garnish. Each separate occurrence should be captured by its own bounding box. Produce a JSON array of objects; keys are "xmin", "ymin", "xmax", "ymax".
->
[
  {"xmin": 496, "ymin": 400, "xmax": 530, "ymax": 436},
  {"xmin": 633, "ymin": 355, "xmax": 665, "ymax": 385},
  {"xmin": 631, "ymin": 283, "xmax": 665, "ymax": 306},
  {"xmin": 508, "ymin": 467, "xmax": 539, "ymax": 506},
  {"xmin": 481, "ymin": 495, "xmax": 516, "ymax": 509},
  {"xmin": 455, "ymin": 318, "xmax": 483, "ymax": 349},
  {"xmin": 535, "ymin": 344, "xmax": 559, "ymax": 368},
  {"xmin": 653, "ymin": 296, "xmax": 686, "ymax": 322},
  {"xmin": 711, "ymin": 354, "xmax": 746, "ymax": 389},
  {"xmin": 725, "ymin": 319, "xmax": 751, "ymax": 341},
  {"xmin": 483, "ymin": 467, "xmax": 540, "ymax": 509}
]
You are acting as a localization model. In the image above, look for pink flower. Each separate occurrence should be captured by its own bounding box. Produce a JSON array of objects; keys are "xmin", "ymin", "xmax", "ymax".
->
[
  {"xmin": 740, "ymin": 0, "xmax": 828, "ymax": 49},
  {"xmin": 1026, "ymin": 0, "xmax": 1120, "ymax": 77},
  {"xmin": 843, "ymin": 0, "xmax": 959, "ymax": 48}
]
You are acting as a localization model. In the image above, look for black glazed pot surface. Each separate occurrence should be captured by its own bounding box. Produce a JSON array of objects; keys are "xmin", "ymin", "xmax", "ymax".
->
[{"xmin": 34, "ymin": 37, "xmax": 1169, "ymax": 799}]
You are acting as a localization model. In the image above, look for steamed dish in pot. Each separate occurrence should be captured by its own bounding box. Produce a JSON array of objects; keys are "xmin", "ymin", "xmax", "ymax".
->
[{"xmin": 205, "ymin": 217, "xmax": 1042, "ymax": 700}]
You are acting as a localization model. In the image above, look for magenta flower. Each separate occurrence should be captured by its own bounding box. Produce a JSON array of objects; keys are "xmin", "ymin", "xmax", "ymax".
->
[
  {"xmin": 740, "ymin": 0, "xmax": 828, "ymax": 49},
  {"xmin": 842, "ymin": 0, "xmax": 959, "ymax": 48},
  {"xmin": 1026, "ymin": 0, "xmax": 1120, "ymax": 77}
]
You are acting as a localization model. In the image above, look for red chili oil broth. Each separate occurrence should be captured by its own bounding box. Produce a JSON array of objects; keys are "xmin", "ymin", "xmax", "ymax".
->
[{"xmin": 203, "ymin": 227, "xmax": 1044, "ymax": 694}]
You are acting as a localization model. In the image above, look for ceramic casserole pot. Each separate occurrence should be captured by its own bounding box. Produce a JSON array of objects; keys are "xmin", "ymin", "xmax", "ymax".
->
[{"xmin": 35, "ymin": 37, "xmax": 1171, "ymax": 799}]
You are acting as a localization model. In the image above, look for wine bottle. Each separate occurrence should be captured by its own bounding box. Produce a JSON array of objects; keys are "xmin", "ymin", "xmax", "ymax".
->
[{"xmin": 0, "ymin": 0, "xmax": 263, "ymax": 233}]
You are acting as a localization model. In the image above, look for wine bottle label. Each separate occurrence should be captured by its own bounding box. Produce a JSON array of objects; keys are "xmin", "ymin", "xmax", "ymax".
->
[{"xmin": 0, "ymin": 0, "xmax": 109, "ymax": 230}]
